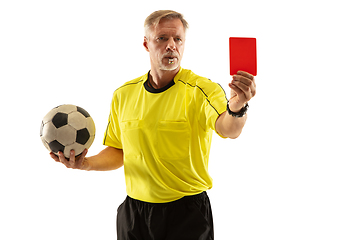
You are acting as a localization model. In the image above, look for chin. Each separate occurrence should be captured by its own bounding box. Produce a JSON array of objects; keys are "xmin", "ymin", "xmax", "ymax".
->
[{"xmin": 159, "ymin": 64, "xmax": 179, "ymax": 71}]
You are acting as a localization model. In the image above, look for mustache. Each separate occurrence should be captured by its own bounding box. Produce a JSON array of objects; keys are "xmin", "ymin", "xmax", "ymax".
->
[{"xmin": 162, "ymin": 51, "xmax": 179, "ymax": 58}]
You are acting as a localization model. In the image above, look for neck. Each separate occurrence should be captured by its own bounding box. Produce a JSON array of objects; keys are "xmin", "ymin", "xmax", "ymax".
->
[{"xmin": 149, "ymin": 66, "xmax": 180, "ymax": 89}]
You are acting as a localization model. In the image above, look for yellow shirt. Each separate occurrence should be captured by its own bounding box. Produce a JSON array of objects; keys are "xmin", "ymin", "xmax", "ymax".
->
[{"xmin": 103, "ymin": 68, "xmax": 228, "ymax": 203}]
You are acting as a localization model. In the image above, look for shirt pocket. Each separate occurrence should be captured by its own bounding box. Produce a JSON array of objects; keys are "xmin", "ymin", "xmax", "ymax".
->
[
  {"xmin": 156, "ymin": 121, "xmax": 190, "ymax": 160},
  {"xmin": 120, "ymin": 120, "xmax": 144, "ymax": 157}
]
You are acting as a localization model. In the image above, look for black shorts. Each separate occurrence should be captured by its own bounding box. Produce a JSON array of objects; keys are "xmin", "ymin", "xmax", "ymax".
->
[{"xmin": 116, "ymin": 192, "xmax": 214, "ymax": 240}]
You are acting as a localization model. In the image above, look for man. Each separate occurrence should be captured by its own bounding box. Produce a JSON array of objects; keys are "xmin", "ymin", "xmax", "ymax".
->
[{"xmin": 51, "ymin": 10, "xmax": 256, "ymax": 240}]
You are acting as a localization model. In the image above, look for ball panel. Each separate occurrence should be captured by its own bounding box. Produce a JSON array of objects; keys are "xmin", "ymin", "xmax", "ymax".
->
[
  {"xmin": 42, "ymin": 122, "xmax": 57, "ymax": 143},
  {"xmin": 57, "ymin": 104, "xmax": 77, "ymax": 114},
  {"xmin": 84, "ymin": 135, "xmax": 95, "ymax": 150},
  {"xmin": 77, "ymin": 106, "xmax": 90, "ymax": 118},
  {"xmin": 76, "ymin": 128, "xmax": 90, "ymax": 145},
  {"xmin": 52, "ymin": 112, "xmax": 68, "ymax": 128},
  {"xmin": 41, "ymin": 137, "xmax": 51, "ymax": 152},
  {"xmin": 86, "ymin": 117, "xmax": 96, "ymax": 136},
  {"xmin": 40, "ymin": 121, "xmax": 44, "ymax": 137},
  {"xmin": 48, "ymin": 140, "xmax": 65, "ymax": 154},
  {"xmin": 42, "ymin": 107, "xmax": 59, "ymax": 124},
  {"xmin": 56, "ymin": 125, "xmax": 76, "ymax": 145},
  {"xmin": 63, "ymin": 143, "xmax": 85, "ymax": 158},
  {"xmin": 68, "ymin": 111, "xmax": 87, "ymax": 129}
]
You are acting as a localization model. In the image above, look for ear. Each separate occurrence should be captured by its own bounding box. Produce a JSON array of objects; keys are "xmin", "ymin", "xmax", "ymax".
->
[{"xmin": 143, "ymin": 36, "xmax": 149, "ymax": 52}]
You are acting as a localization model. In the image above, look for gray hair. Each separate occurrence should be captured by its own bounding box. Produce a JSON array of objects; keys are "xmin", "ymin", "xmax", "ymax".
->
[{"xmin": 144, "ymin": 10, "xmax": 189, "ymax": 38}]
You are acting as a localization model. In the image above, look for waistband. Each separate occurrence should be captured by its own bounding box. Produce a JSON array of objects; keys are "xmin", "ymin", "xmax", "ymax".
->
[{"xmin": 126, "ymin": 191, "xmax": 207, "ymax": 207}]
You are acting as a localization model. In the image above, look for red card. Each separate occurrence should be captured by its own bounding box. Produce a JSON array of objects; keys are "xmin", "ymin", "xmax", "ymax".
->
[{"xmin": 229, "ymin": 37, "xmax": 257, "ymax": 76}]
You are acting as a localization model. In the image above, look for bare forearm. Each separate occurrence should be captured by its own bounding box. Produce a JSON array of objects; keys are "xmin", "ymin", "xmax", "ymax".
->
[
  {"xmin": 216, "ymin": 70, "xmax": 255, "ymax": 139},
  {"xmin": 85, "ymin": 146, "xmax": 124, "ymax": 171},
  {"xmin": 215, "ymin": 111, "xmax": 247, "ymax": 139}
]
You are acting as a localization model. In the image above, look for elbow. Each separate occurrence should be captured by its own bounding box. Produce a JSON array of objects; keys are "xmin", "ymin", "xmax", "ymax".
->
[
  {"xmin": 215, "ymin": 112, "xmax": 246, "ymax": 139},
  {"xmin": 224, "ymin": 129, "xmax": 242, "ymax": 139},
  {"xmin": 229, "ymin": 133, "xmax": 241, "ymax": 139},
  {"xmin": 217, "ymin": 124, "xmax": 243, "ymax": 139}
]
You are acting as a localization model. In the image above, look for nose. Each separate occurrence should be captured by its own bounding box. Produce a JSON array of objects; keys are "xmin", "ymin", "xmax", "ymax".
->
[{"xmin": 166, "ymin": 38, "xmax": 176, "ymax": 51}]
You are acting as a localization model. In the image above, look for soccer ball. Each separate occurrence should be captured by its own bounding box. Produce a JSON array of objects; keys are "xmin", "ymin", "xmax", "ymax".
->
[{"xmin": 40, "ymin": 104, "xmax": 96, "ymax": 159}]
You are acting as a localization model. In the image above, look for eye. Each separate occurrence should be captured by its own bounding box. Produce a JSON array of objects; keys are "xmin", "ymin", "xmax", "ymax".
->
[{"xmin": 156, "ymin": 37, "xmax": 166, "ymax": 42}]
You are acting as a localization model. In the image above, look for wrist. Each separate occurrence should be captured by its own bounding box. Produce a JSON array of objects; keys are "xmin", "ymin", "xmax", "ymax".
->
[
  {"xmin": 229, "ymin": 101, "xmax": 247, "ymax": 112},
  {"xmin": 82, "ymin": 157, "xmax": 92, "ymax": 171},
  {"xmin": 227, "ymin": 102, "xmax": 249, "ymax": 118}
]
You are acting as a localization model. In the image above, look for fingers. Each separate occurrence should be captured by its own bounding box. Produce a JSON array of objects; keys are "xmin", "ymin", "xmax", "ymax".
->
[
  {"xmin": 68, "ymin": 150, "xmax": 76, "ymax": 166},
  {"xmin": 54, "ymin": 149, "xmax": 88, "ymax": 170},
  {"xmin": 231, "ymin": 71, "xmax": 256, "ymax": 100},
  {"xmin": 233, "ymin": 71, "xmax": 255, "ymax": 87},
  {"xmin": 237, "ymin": 70, "xmax": 254, "ymax": 80},
  {"xmin": 75, "ymin": 149, "xmax": 88, "ymax": 170},
  {"xmin": 50, "ymin": 152, "xmax": 60, "ymax": 162},
  {"xmin": 229, "ymin": 80, "xmax": 255, "ymax": 99},
  {"xmin": 58, "ymin": 151, "xmax": 71, "ymax": 168}
]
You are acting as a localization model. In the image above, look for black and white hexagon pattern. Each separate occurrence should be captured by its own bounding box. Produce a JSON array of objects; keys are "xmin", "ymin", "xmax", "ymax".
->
[{"xmin": 40, "ymin": 104, "xmax": 96, "ymax": 158}]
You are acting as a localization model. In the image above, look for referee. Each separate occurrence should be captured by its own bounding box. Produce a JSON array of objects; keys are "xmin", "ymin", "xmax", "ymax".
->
[{"xmin": 51, "ymin": 10, "xmax": 256, "ymax": 240}]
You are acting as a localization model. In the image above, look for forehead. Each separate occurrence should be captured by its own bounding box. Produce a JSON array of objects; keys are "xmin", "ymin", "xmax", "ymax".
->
[{"xmin": 151, "ymin": 18, "xmax": 185, "ymax": 37}]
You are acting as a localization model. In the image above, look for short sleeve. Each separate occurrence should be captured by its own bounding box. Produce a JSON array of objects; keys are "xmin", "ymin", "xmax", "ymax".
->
[
  {"xmin": 103, "ymin": 91, "xmax": 123, "ymax": 149},
  {"xmin": 197, "ymin": 81, "xmax": 228, "ymax": 137},
  {"xmin": 206, "ymin": 83, "xmax": 228, "ymax": 134}
]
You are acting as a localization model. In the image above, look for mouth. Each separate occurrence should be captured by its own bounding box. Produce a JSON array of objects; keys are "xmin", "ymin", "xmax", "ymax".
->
[
  {"xmin": 163, "ymin": 56, "xmax": 177, "ymax": 64},
  {"xmin": 168, "ymin": 58, "xmax": 175, "ymax": 64},
  {"xmin": 162, "ymin": 52, "xmax": 179, "ymax": 65}
]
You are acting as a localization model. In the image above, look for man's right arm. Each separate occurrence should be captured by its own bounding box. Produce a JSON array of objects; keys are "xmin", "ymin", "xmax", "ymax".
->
[{"xmin": 50, "ymin": 146, "xmax": 124, "ymax": 171}]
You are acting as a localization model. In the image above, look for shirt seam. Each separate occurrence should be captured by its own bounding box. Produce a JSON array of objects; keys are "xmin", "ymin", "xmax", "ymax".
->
[{"xmin": 178, "ymin": 79, "xmax": 222, "ymax": 116}]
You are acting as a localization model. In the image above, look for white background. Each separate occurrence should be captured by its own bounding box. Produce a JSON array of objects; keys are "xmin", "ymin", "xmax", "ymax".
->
[{"xmin": 1, "ymin": 0, "xmax": 359, "ymax": 239}]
